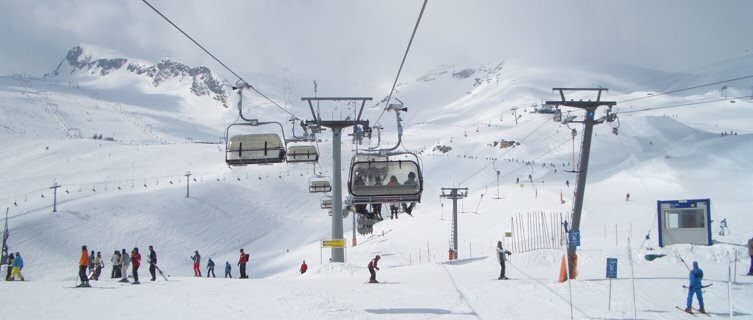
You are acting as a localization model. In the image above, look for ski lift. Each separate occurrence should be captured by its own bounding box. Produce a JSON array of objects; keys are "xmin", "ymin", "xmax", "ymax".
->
[
  {"xmin": 225, "ymin": 120, "xmax": 286, "ymax": 166},
  {"xmin": 347, "ymin": 152, "xmax": 423, "ymax": 205},
  {"xmin": 309, "ymin": 175, "xmax": 332, "ymax": 193},
  {"xmin": 286, "ymin": 144, "xmax": 318, "ymax": 163},
  {"xmin": 320, "ymin": 195, "xmax": 333, "ymax": 210}
]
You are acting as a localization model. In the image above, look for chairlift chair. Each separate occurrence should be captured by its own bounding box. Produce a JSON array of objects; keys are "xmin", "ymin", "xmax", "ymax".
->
[
  {"xmin": 309, "ymin": 175, "xmax": 332, "ymax": 193},
  {"xmin": 286, "ymin": 144, "xmax": 319, "ymax": 163},
  {"xmin": 347, "ymin": 152, "xmax": 423, "ymax": 205},
  {"xmin": 320, "ymin": 195, "xmax": 333, "ymax": 210},
  {"xmin": 225, "ymin": 121, "xmax": 286, "ymax": 166}
]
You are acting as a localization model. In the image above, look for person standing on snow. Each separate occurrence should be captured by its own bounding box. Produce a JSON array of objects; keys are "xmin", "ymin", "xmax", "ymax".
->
[
  {"xmin": 78, "ymin": 246, "xmax": 90, "ymax": 287},
  {"xmin": 496, "ymin": 241, "xmax": 512, "ymax": 280},
  {"xmin": 131, "ymin": 247, "xmax": 141, "ymax": 284},
  {"xmin": 299, "ymin": 260, "xmax": 308, "ymax": 274},
  {"xmin": 5, "ymin": 253, "xmax": 14, "ymax": 281},
  {"xmin": 206, "ymin": 258, "xmax": 216, "ymax": 277},
  {"xmin": 747, "ymin": 237, "xmax": 753, "ymax": 276},
  {"xmin": 367, "ymin": 255, "xmax": 380, "ymax": 283},
  {"xmin": 92, "ymin": 251, "xmax": 103, "ymax": 280},
  {"xmin": 148, "ymin": 245, "xmax": 157, "ymax": 281},
  {"xmin": 685, "ymin": 261, "xmax": 705, "ymax": 314},
  {"xmin": 238, "ymin": 249, "xmax": 249, "ymax": 279},
  {"xmin": 111, "ymin": 250, "xmax": 121, "ymax": 278},
  {"xmin": 225, "ymin": 261, "xmax": 232, "ymax": 278},
  {"xmin": 87, "ymin": 250, "xmax": 95, "ymax": 279},
  {"xmin": 9, "ymin": 252, "xmax": 23, "ymax": 281},
  {"xmin": 191, "ymin": 251, "xmax": 201, "ymax": 277},
  {"xmin": 119, "ymin": 249, "xmax": 129, "ymax": 283}
]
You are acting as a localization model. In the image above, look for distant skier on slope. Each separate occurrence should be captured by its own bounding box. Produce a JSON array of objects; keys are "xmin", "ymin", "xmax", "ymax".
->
[
  {"xmin": 225, "ymin": 261, "xmax": 232, "ymax": 278},
  {"xmin": 206, "ymin": 258, "xmax": 216, "ymax": 278},
  {"xmin": 238, "ymin": 249, "xmax": 249, "ymax": 279},
  {"xmin": 119, "ymin": 249, "xmax": 129, "ymax": 283},
  {"xmin": 77, "ymin": 246, "xmax": 90, "ymax": 287},
  {"xmin": 131, "ymin": 247, "xmax": 141, "ymax": 284},
  {"xmin": 299, "ymin": 260, "xmax": 308, "ymax": 274},
  {"xmin": 111, "ymin": 250, "xmax": 121, "ymax": 278},
  {"xmin": 191, "ymin": 250, "xmax": 201, "ymax": 277},
  {"xmin": 9, "ymin": 252, "xmax": 23, "ymax": 281},
  {"xmin": 148, "ymin": 245, "xmax": 157, "ymax": 281},
  {"xmin": 684, "ymin": 261, "xmax": 706, "ymax": 314},
  {"xmin": 367, "ymin": 255, "xmax": 381, "ymax": 283},
  {"xmin": 747, "ymin": 237, "xmax": 753, "ymax": 276},
  {"xmin": 496, "ymin": 241, "xmax": 512, "ymax": 280}
]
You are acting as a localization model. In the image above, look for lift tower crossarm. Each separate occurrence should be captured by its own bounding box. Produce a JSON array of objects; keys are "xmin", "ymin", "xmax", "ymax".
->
[{"xmin": 544, "ymin": 88, "xmax": 616, "ymax": 279}]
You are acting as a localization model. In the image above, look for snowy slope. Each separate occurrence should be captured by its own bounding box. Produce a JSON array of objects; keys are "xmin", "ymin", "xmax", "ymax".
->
[{"xmin": 0, "ymin": 46, "xmax": 752, "ymax": 319}]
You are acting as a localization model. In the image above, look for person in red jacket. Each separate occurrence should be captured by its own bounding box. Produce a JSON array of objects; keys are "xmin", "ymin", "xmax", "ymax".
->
[
  {"xmin": 299, "ymin": 260, "xmax": 308, "ymax": 274},
  {"xmin": 77, "ymin": 245, "xmax": 90, "ymax": 287},
  {"xmin": 238, "ymin": 248, "xmax": 249, "ymax": 279},
  {"xmin": 368, "ymin": 255, "xmax": 380, "ymax": 283},
  {"xmin": 131, "ymin": 247, "xmax": 141, "ymax": 284}
]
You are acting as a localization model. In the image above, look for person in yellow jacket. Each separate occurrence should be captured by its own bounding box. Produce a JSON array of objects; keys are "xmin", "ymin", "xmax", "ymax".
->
[
  {"xmin": 9, "ymin": 252, "xmax": 23, "ymax": 281},
  {"xmin": 77, "ymin": 245, "xmax": 90, "ymax": 287}
]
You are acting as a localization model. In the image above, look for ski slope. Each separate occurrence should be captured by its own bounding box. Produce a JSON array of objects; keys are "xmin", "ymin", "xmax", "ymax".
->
[{"xmin": 1, "ymin": 50, "xmax": 753, "ymax": 319}]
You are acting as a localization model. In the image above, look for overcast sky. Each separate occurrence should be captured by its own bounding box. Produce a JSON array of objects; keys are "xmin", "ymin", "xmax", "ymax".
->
[{"xmin": 1, "ymin": 0, "xmax": 751, "ymax": 86}]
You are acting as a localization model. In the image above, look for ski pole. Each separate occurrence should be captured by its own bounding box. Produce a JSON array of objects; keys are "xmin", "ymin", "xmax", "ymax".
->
[{"xmin": 679, "ymin": 257, "xmax": 691, "ymax": 271}]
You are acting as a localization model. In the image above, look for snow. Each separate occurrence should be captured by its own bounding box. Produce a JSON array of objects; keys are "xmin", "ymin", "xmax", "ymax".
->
[{"xmin": 1, "ymin": 51, "xmax": 753, "ymax": 319}]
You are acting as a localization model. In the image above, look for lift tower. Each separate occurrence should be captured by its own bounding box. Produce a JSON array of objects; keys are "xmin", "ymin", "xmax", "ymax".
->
[
  {"xmin": 302, "ymin": 97, "xmax": 371, "ymax": 263},
  {"xmin": 546, "ymin": 88, "xmax": 616, "ymax": 278}
]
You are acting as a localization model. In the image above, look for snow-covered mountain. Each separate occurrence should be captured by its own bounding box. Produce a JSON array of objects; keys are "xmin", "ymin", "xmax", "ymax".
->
[
  {"xmin": 1, "ymin": 44, "xmax": 752, "ymax": 319},
  {"xmin": 47, "ymin": 44, "xmax": 229, "ymax": 107}
]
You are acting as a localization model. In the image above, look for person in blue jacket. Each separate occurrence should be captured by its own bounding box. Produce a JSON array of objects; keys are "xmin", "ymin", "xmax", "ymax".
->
[
  {"xmin": 685, "ymin": 261, "xmax": 705, "ymax": 314},
  {"xmin": 10, "ymin": 252, "xmax": 24, "ymax": 281}
]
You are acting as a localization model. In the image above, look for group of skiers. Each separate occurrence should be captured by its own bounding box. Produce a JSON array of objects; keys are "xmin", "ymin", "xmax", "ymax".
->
[
  {"xmin": 77, "ymin": 245, "xmax": 158, "ymax": 287},
  {"xmin": 4, "ymin": 251, "xmax": 24, "ymax": 281},
  {"xmin": 189, "ymin": 248, "xmax": 250, "ymax": 279}
]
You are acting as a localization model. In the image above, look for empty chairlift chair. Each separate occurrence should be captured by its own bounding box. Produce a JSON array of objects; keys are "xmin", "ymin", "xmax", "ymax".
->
[
  {"xmin": 286, "ymin": 144, "xmax": 319, "ymax": 163},
  {"xmin": 226, "ymin": 133, "xmax": 286, "ymax": 166},
  {"xmin": 309, "ymin": 176, "xmax": 332, "ymax": 193}
]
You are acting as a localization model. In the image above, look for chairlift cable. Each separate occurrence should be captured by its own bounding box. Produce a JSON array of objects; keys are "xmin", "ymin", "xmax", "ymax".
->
[
  {"xmin": 373, "ymin": 0, "xmax": 429, "ymax": 127},
  {"xmin": 617, "ymin": 74, "xmax": 753, "ymax": 104},
  {"xmin": 141, "ymin": 0, "xmax": 300, "ymax": 119},
  {"xmin": 457, "ymin": 117, "xmax": 552, "ymax": 186},
  {"xmin": 619, "ymin": 95, "xmax": 752, "ymax": 114}
]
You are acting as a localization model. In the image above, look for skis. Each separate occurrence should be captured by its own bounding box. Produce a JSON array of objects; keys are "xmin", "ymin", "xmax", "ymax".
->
[
  {"xmin": 154, "ymin": 264, "xmax": 168, "ymax": 281},
  {"xmin": 676, "ymin": 306, "xmax": 696, "ymax": 316},
  {"xmin": 692, "ymin": 308, "xmax": 710, "ymax": 317}
]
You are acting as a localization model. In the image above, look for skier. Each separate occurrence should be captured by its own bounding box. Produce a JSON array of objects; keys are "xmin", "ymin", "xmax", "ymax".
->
[
  {"xmin": 92, "ymin": 251, "xmax": 103, "ymax": 280},
  {"xmin": 9, "ymin": 252, "xmax": 23, "ymax": 281},
  {"xmin": 389, "ymin": 204, "xmax": 399, "ymax": 219},
  {"xmin": 131, "ymin": 247, "xmax": 141, "ymax": 284},
  {"xmin": 191, "ymin": 250, "xmax": 201, "ymax": 277},
  {"xmin": 718, "ymin": 219, "xmax": 728, "ymax": 236},
  {"xmin": 367, "ymin": 255, "xmax": 380, "ymax": 283},
  {"xmin": 111, "ymin": 250, "xmax": 121, "ymax": 278},
  {"xmin": 496, "ymin": 241, "xmax": 512, "ymax": 280},
  {"xmin": 5, "ymin": 252, "xmax": 13, "ymax": 281},
  {"xmin": 148, "ymin": 245, "xmax": 157, "ymax": 281},
  {"xmin": 625, "ymin": 192, "xmax": 630, "ymax": 201},
  {"xmin": 77, "ymin": 245, "xmax": 90, "ymax": 287},
  {"xmin": 224, "ymin": 261, "xmax": 232, "ymax": 278},
  {"xmin": 299, "ymin": 260, "xmax": 308, "ymax": 274},
  {"xmin": 238, "ymin": 249, "xmax": 249, "ymax": 279},
  {"xmin": 206, "ymin": 258, "xmax": 215, "ymax": 278},
  {"xmin": 119, "ymin": 248, "xmax": 130, "ymax": 283},
  {"xmin": 87, "ymin": 250, "xmax": 95, "ymax": 279},
  {"xmin": 748, "ymin": 237, "xmax": 753, "ymax": 276},
  {"xmin": 684, "ymin": 261, "xmax": 705, "ymax": 314}
]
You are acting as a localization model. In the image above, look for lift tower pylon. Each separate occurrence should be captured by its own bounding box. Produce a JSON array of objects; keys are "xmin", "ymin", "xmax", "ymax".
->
[
  {"xmin": 302, "ymin": 97, "xmax": 371, "ymax": 263},
  {"xmin": 546, "ymin": 88, "xmax": 616, "ymax": 279}
]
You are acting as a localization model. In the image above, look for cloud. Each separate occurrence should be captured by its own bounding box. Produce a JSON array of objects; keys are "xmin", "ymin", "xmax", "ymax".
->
[{"xmin": 1, "ymin": 0, "xmax": 751, "ymax": 84}]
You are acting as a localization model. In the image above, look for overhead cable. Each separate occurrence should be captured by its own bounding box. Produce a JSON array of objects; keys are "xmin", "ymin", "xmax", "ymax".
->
[{"xmin": 141, "ymin": 0, "xmax": 299, "ymax": 119}]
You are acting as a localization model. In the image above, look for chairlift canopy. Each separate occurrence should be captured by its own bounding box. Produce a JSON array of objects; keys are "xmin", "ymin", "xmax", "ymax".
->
[
  {"xmin": 309, "ymin": 176, "xmax": 332, "ymax": 193},
  {"xmin": 286, "ymin": 144, "xmax": 319, "ymax": 163},
  {"xmin": 348, "ymin": 154, "xmax": 423, "ymax": 204}
]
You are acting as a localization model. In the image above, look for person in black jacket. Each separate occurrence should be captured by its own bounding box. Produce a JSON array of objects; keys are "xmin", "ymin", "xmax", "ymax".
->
[
  {"xmin": 367, "ymin": 255, "xmax": 380, "ymax": 283},
  {"xmin": 496, "ymin": 241, "xmax": 512, "ymax": 280},
  {"xmin": 148, "ymin": 245, "xmax": 157, "ymax": 281}
]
